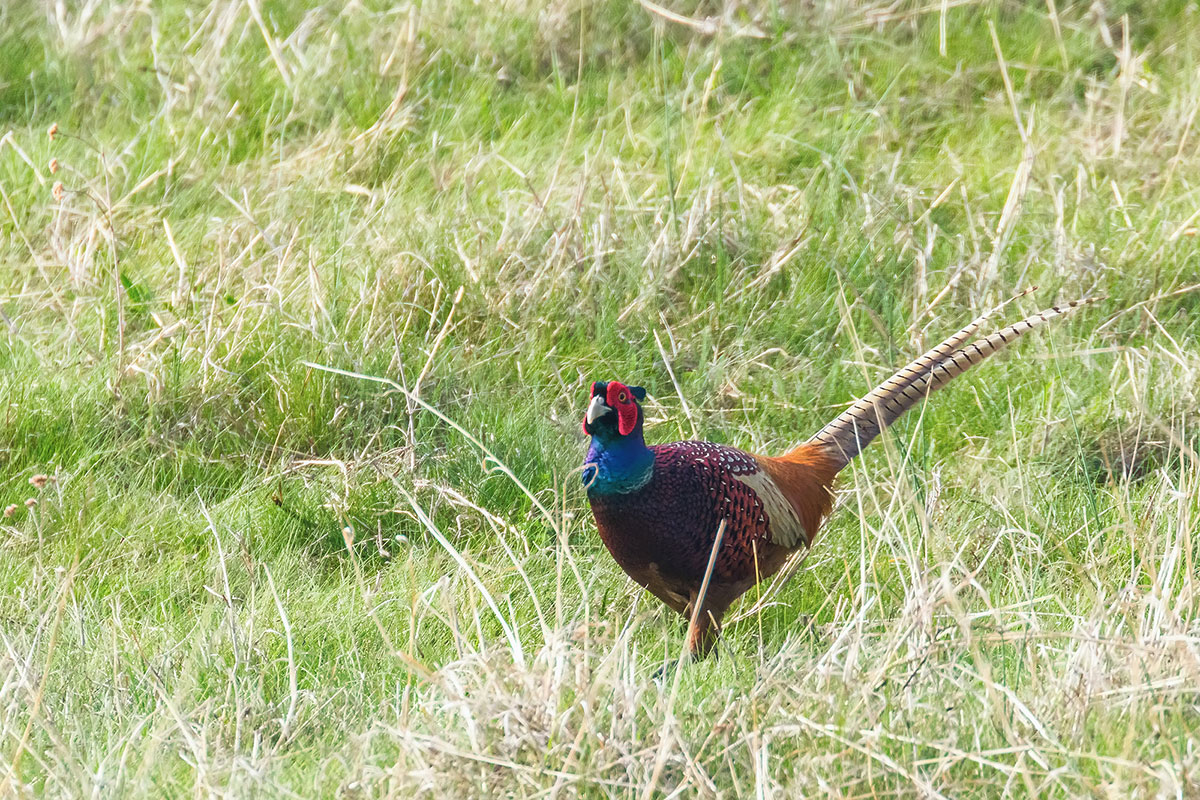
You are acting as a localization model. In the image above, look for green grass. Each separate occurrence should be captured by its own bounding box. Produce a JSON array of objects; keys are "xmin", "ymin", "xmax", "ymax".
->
[{"xmin": 1, "ymin": 0, "xmax": 1199, "ymax": 796}]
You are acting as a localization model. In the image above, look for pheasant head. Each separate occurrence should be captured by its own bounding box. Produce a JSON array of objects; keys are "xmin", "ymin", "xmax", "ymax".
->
[
  {"xmin": 582, "ymin": 381, "xmax": 646, "ymax": 439},
  {"xmin": 582, "ymin": 381, "xmax": 653, "ymax": 493}
]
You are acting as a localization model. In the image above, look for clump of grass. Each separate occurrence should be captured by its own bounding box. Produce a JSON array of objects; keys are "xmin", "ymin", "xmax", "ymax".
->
[{"xmin": 0, "ymin": 0, "xmax": 1199, "ymax": 796}]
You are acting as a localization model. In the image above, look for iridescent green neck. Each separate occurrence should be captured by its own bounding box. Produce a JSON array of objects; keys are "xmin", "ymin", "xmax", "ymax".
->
[{"xmin": 583, "ymin": 430, "xmax": 653, "ymax": 495}]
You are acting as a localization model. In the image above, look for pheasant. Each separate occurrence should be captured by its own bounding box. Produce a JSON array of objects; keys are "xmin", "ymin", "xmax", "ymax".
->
[{"xmin": 581, "ymin": 293, "xmax": 1094, "ymax": 661}]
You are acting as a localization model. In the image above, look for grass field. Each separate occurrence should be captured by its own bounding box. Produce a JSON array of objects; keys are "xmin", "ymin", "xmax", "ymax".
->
[{"xmin": 2, "ymin": 0, "xmax": 1200, "ymax": 796}]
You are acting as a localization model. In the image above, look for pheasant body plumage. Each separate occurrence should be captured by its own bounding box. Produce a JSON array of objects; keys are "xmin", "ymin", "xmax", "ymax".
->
[
  {"xmin": 590, "ymin": 443, "xmax": 783, "ymax": 584},
  {"xmin": 586, "ymin": 439, "xmax": 843, "ymax": 655},
  {"xmin": 582, "ymin": 295, "xmax": 1096, "ymax": 661}
]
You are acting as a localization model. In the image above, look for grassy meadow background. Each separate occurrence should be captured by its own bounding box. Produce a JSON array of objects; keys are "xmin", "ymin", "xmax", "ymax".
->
[{"xmin": 2, "ymin": 0, "xmax": 1200, "ymax": 796}]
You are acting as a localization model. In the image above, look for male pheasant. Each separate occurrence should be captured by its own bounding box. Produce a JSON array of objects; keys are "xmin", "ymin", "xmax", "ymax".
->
[{"xmin": 581, "ymin": 293, "xmax": 1093, "ymax": 661}]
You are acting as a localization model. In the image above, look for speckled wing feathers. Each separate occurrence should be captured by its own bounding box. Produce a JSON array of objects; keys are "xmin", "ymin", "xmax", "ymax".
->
[
  {"xmin": 731, "ymin": 469, "xmax": 807, "ymax": 548},
  {"xmin": 665, "ymin": 441, "xmax": 810, "ymax": 553}
]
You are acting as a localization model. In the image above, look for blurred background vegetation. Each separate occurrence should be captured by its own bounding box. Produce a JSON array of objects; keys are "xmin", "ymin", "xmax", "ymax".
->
[{"xmin": 0, "ymin": 1, "xmax": 1198, "ymax": 796}]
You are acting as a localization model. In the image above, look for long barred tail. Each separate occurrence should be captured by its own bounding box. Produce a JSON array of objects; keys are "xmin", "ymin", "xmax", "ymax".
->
[{"xmin": 808, "ymin": 294, "xmax": 1096, "ymax": 468}]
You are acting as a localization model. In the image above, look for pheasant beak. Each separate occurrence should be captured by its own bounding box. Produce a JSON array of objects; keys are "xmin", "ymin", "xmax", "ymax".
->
[{"xmin": 586, "ymin": 394, "xmax": 612, "ymax": 425}]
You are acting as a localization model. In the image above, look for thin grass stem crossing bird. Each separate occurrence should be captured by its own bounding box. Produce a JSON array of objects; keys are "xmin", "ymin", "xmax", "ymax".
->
[{"xmin": 581, "ymin": 292, "xmax": 1094, "ymax": 662}]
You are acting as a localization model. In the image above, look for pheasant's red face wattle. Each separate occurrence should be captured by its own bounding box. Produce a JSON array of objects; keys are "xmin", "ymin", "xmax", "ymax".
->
[
  {"xmin": 583, "ymin": 380, "xmax": 646, "ymax": 438},
  {"xmin": 606, "ymin": 382, "xmax": 639, "ymax": 436}
]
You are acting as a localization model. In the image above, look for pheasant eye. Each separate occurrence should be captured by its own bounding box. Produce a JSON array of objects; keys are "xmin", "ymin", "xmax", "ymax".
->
[{"xmin": 618, "ymin": 391, "xmax": 628, "ymax": 403}]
